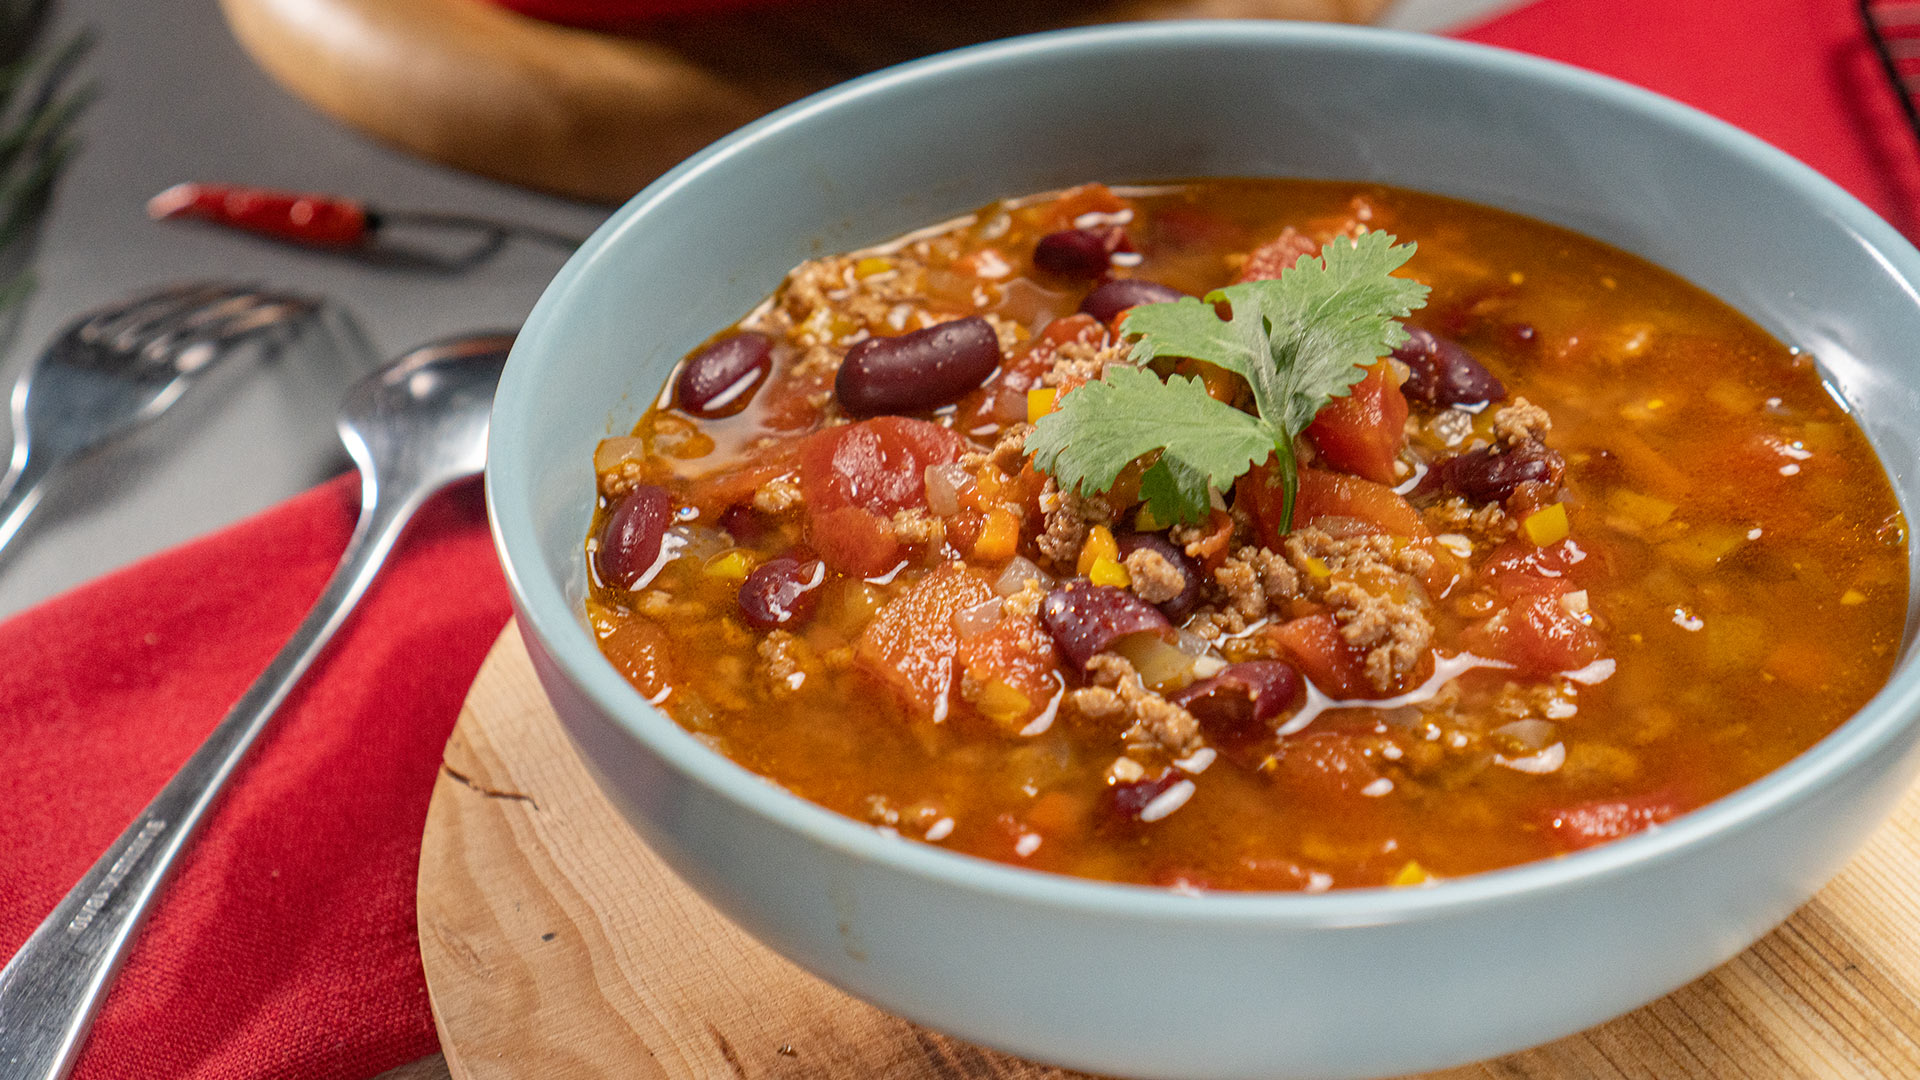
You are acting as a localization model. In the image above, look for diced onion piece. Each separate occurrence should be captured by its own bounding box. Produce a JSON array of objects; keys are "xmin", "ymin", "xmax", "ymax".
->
[
  {"xmin": 669, "ymin": 525, "xmax": 732, "ymax": 565},
  {"xmin": 1522, "ymin": 502, "xmax": 1570, "ymax": 546},
  {"xmin": 593, "ymin": 435, "xmax": 649, "ymax": 475},
  {"xmin": 994, "ymin": 556, "xmax": 1054, "ymax": 597},
  {"xmin": 924, "ymin": 462, "xmax": 971, "ymax": 517},
  {"xmin": 1112, "ymin": 631, "xmax": 1203, "ymax": 694},
  {"xmin": 1027, "ymin": 387, "xmax": 1058, "ymax": 422},
  {"xmin": 1173, "ymin": 628, "xmax": 1213, "ymax": 657},
  {"xmin": 953, "ymin": 597, "xmax": 1004, "ymax": 638},
  {"xmin": 1492, "ymin": 718, "xmax": 1558, "ymax": 751},
  {"xmin": 1495, "ymin": 741, "xmax": 1566, "ymax": 775}
]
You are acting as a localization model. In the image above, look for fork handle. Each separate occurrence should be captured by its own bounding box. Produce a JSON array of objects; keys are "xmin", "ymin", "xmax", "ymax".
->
[{"xmin": 0, "ymin": 470, "xmax": 423, "ymax": 1080}]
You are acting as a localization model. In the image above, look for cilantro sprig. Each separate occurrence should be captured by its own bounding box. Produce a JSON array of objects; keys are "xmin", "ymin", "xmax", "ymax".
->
[{"xmin": 1026, "ymin": 230, "xmax": 1429, "ymax": 529}]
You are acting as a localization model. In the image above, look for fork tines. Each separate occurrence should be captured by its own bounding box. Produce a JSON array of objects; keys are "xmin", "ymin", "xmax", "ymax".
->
[{"xmin": 67, "ymin": 281, "xmax": 319, "ymax": 372}]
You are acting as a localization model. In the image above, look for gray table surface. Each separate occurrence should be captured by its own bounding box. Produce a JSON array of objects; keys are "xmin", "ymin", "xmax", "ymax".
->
[{"xmin": 0, "ymin": 0, "xmax": 1520, "ymax": 620}]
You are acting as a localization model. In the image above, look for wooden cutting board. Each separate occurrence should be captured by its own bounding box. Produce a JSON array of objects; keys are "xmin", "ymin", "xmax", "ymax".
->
[
  {"xmin": 417, "ymin": 622, "xmax": 1920, "ymax": 1080},
  {"xmin": 217, "ymin": 0, "xmax": 1391, "ymax": 203}
]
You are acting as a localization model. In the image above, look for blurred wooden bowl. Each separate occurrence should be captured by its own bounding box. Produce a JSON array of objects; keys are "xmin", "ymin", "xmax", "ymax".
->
[{"xmin": 218, "ymin": 0, "xmax": 1390, "ymax": 202}]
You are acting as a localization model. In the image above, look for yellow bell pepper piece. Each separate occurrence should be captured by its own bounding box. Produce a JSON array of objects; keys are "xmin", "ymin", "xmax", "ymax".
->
[
  {"xmin": 703, "ymin": 549, "xmax": 757, "ymax": 580},
  {"xmin": 1390, "ymin": 860, "xmax": 1432, "ymax": 887},
  {"xmin": 1088, "ymin": 556, "xmax": 1132, "ymax": 589},
  {"xmin": 1522, "ymin": 502, "xmax": 1570, "ymax": 547},
  {"xmin": 1077, "ymin": 525, "xmax": 1120, "ymax": 577},
  {"xmin": 974, "ymin": 678, "xmax": 1033, "ymax": 725},
  {"xmin": 1027, "ymin": 387, "xmax": 1057, "ymax": 423}
]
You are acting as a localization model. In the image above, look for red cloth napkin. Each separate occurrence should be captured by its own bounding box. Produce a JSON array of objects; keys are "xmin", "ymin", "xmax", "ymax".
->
[
  {"xmin": 2, "ymin": 0, "xmax": 1914, "ymax": 1077},
  {"xmin": 0, "ymin": 475, "xmax": 509, "ymax": 1079}
]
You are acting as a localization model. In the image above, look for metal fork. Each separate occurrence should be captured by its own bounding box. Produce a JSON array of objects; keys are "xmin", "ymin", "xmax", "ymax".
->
[{"xmin": 0, "ymin": 281, "xmax": 321, "ymax": 562}]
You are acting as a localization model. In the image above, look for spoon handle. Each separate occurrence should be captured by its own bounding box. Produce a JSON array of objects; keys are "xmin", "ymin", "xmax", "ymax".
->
[
  {"xmin": 0, "ymin": 469, "xmax": 422, "ymax": 1080},
  {"xmin": 0, "ymin": 445, "xmax": 57, "ymax": 565}
]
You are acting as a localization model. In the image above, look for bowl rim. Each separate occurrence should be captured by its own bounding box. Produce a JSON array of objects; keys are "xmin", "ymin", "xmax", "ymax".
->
[{"xmin": 491, "ymin": 18, "xmax": 1920, "ymax": 924}]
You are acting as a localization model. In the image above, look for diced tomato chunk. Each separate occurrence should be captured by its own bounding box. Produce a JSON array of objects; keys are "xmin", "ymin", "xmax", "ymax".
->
[
  {"xmin": 1293, "ymin": 468, "xmax": 1424, "ymax": 537},
  {"xmin": 1266, "ymin": 732, "xmax": 1380, "ymax": 798},
  {"xmin": 798, "ymin": 417, "xmax": 968, "ymax": 576},
  {"xmin": 1304, "ymin": 363, "xmax": 1408, "ymax": 486},
  {"xmin": 855, "ymin": 563, "xmax": 995, "ymax": 720},
  {"xmin": 1480, "ymin": 537, "xmax": 1591, "ymax": 599},
  {"xmin": 808, "ymin": 506, "xmax": 900, "ymax": 579},
  {"xmin": 1267, "ymin": 614, "xmax": 1372, "ymax": 699},
  {"xmin": 954, "ymin": 611, "xmax": 1061, "ymax": 729},
  {"xmin": 799, "ymin": 416, "xmax": 968, "ymax": 515},
  {"xmin": 1541, "ymin": 793, "xmax": 1683, "ymax": 851},
  {"xmin": 1465, "ymin": 592, "xmax": 1602, "ymax": 676},
  {"xmin": 1238, "ymin": 461, "xmax": 1427, "ymax": 544}
]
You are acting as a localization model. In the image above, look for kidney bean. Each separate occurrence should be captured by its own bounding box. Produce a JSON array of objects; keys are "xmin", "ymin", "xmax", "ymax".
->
[
  {"xmin": 597, "ymin": 485, "xmax": 673, "ymax": 590},
  {"xmin": 1103, "ymin": 770, "xmax": 1186, "ymax": 826},
  {"xmin": 1079, "ymin": 278, "xmax": 1186, "ymax": 323},
  {"xmin": 737, "ymin": 554, "xmax": 827, "ymax": 630},
  {"xmin": 677, "ymin": 332, "xmax": 773, "ymax": 417},
  {"xmin": 1040, "ymin": 582, "xmax": 1172, "ymax": 669},
  {"xmin": 835, "ymin": 316, "xmax": 1001, "ymax": 418},
  {"xmin": 1393, "ymin": 326, "xmax": 1505, "ymax": 407},
  {"xmin": 1115, "ymin": 531, "xmax": 1202, "ymax": 621},
  {"xmin": 1172, "ymin": 661, "xmax": 1303, "ymax": 741},
  {"xmin": 718, "ymin": 503, "xmax": 770, "ymax": 546},
  {"xmin": 1436, "ymin": 440, "xmax": 1563, "ymax": 505},
  {"xmin": 1033, "ymin": 228, "xmax": 1128, "ymax": 279}
]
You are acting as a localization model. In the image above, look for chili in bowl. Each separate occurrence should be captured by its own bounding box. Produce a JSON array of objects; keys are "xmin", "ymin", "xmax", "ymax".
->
[{"xmin": 489, "ymin": 22, "xmax": 1920, "ymax": 1080}]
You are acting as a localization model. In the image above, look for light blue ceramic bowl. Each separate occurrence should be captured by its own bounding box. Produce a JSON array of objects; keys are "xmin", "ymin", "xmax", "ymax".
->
[{"xmin": 489, "ymin": 22, "xmax": 1920, "ymax": 1080}]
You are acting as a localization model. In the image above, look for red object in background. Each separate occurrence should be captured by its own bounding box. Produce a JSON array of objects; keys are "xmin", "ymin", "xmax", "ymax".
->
[
  {"xmin": 487, "ymin": 0, "xmax": 791, "ymax": 30},
  {"xmin": 148, "ymin": 182, "xmax": 370, "ymax": 249},
  {"xmin": 6, "ymin": 2, "xmax": 1920, "ymax": 1078}
]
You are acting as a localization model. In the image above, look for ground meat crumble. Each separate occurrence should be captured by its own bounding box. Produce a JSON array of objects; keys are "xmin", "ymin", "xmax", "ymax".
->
[
  {"xmin": 1069, "ymin": 653, "xmax": 1205, "ymax": 759},
  {"xmin": 1286, "ymin": 528, "xmax": 1436, "ymax": 694},
  {"xmin": 1041, "ymin": 336, "xmax": 1131, "ymax": 389},
  {"xmin": 1035, "ymin": 478, "xmax": 1112, "ymax": 570},
  {"xmin": 1125, "ymin": 546, "xmax": 1187, "ymax": 605},
  {"xmin": 1490, "ymin": 396, "xmax": 1551, "ymax": 445},
  {"xmin": 753, "ymin": 475, "xmax": 805, "ymax": 516}
]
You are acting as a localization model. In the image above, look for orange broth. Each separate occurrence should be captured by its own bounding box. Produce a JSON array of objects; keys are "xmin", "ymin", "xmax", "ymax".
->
[{"xmin": 584, "ymin": 180, "xmax": 1908, "ymax": 891}]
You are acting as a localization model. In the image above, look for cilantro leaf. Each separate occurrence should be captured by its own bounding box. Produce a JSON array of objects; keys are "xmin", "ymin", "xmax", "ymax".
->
[
  {"xmin": 1125, "ymin": 230, "xmax": 1428, "ymax": 434},
  {"xmin": 1108, "ymin": 230, "xmax": 1429, "ymax": 529},
  {"xmin": 1025, "ymin": 365, "xmax": 1274, "ymax": 524}
]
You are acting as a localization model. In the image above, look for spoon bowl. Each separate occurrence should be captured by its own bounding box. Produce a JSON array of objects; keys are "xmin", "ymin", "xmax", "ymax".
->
[{"xmin": 339, "ymin": 332, "xmax": 510, "ymax": 504}]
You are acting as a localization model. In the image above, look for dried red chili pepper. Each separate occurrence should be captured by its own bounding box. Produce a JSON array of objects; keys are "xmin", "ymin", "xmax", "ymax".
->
[
  {"xmin": 146, "ymin": 182, "xmax": 589, "ymax": 272},
  {"xmin": 147, "ymin": 182, "xmax": 370, "ymax": 248}
]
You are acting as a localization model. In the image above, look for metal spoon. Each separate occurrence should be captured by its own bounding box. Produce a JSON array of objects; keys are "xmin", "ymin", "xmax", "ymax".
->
[{"xmin": 0, "ymin": 330, "xmax": 516, "ymax": 1080}]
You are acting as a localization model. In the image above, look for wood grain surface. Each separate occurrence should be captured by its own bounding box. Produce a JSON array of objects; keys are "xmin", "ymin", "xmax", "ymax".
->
[
  {"xmin": 217, "ymin": 0, "xmax": 1391, "ymax": 203},
  {"xmin": 417, "ymin": 623, "xmax": 1920, "ymax": 1080}
]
